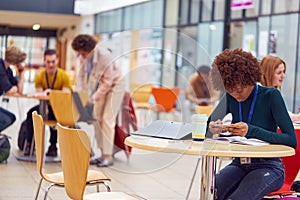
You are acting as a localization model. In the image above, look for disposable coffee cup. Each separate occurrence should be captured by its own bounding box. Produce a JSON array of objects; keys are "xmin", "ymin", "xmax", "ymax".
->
[{"xmin": 191, "ymin": 114, "xmax": 208, "ymax": 141}]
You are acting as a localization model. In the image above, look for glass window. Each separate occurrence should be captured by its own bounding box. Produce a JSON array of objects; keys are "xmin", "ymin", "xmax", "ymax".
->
[
  {"xmin": 246, "ymin": 0, "xmax": 259, "ymax": 17},
  {"xmin": 176, "ymin": 26, "xmax": 198, "ymax": 108},
  {"xmin": 152, "ymin": 0, "xmax": 163, "ymax": 27},
  {"xmin": 179, "ymin": 0, "xmax": 189, "ymax": 24},
  {"xmin": 261, "ymin": 0, "xmax": 271, "ymax": 15},
  {"xmin": 165, "ymin": 0, "xmax": 179, "ymax": 26},
  {"xmin": 124, "ymin": 7, "xmax": 133, "ymax": 30},
  {"xmin": 270, "ymin": 14, "xmax": 298, "ymax": 111},
  {"xmin": 191, "ymin": 0, "xmax": 200, "ymax": 23},
  {"xmin": 214, "ymin": 0, "xmax": 225, "ymax": 20},
  {"xmin": 231, "ymin": 9, "xmax": 242, "ymax": 19},
  {"xmin": 197, "ymin": 22, "xmax": 224, "ymax": 66},
  {"xmin": 202, "ymin": 0, "xmax": 213, "ymax": 21},
  {"xmin": 274, "ymin": 0, "xmax": 299, "ymax": 14},
  {"xmin": 257, "ymin": 16, "xmax": 270, "ymax": 59}
]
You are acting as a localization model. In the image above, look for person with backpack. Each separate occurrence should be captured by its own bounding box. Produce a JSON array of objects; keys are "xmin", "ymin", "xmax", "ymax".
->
[
  {"xmin": 22, "ymin": 49, "xmax": 72, "ymax": 157},
  {"xmin": 0, "ymin": 46, "xmax": 26, "ymax": 133}
]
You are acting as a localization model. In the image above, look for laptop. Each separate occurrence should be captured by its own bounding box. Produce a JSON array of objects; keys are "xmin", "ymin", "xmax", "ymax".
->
[{"xmin": 131, "ymin": 120, "xmax": 192, "ymax": 140}]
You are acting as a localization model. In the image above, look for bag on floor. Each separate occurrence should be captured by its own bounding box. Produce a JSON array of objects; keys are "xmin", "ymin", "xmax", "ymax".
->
[
  {"xmin": 18, "ymin": 120, "xmax": 28, "ymax": 151},
  {"xmin": 0, "ymin": 133, "xmax": 10, "ymax": 163},
  {"xmin": 114, "ymin": 92, "xmax": 138, "ymax": 158}
]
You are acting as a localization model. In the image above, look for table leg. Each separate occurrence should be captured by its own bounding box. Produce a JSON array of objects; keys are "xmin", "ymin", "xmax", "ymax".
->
[{"xmin": 200, "ymin": 155, "xmax": 216, "ymax": 200}]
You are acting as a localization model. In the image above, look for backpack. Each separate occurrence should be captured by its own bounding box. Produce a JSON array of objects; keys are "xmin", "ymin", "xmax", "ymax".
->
[
  {"xmin": 0, "ymin": 133, "xmax": 10, "ymax": 163},
  {"xmin": 18, "ymin": 120, "xmax": 28, "ymax": 151}
]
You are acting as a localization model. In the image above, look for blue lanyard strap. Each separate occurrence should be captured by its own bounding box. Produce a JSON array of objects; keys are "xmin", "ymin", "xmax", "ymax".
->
[{"xmin": 239, "ymin": 84, "xmax": 258, "ymax": 124}]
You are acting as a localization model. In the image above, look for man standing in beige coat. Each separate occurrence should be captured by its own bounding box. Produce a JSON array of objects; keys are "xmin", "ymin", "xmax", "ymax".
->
[{"xmin": 72, "ymin": 34, "xmax": 125, "ymax": 167}]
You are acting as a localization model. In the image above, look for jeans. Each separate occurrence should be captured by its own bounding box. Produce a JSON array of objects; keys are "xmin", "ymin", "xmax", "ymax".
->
[
  {"xmin": 26, "ymin": 104, "xmax": 57, "ymax": 145},
  {"xmin": 215, "ymin": 158, "xmax": 284, "ymax": 200},
  {"xmin": 0, "ymin": 107, "xmax": 16, "ymax": 132}
]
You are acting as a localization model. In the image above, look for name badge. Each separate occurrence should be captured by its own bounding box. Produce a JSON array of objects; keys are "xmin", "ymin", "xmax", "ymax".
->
[{"xmin": 240, "ymin": 157, "xmax": 251, "ymax": 164}]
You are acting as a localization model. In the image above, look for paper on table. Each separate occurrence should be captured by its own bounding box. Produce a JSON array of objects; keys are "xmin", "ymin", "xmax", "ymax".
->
[{"xmin": 215, "ymin": 136, "xmax": 269, "ymax": 146}]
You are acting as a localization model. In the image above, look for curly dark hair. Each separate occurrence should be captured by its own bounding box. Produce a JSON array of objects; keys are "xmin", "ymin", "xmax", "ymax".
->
[
  {"xmin": 71, "ymin": 34, "xmax": 97, "ymax": 52},
  {"xmin": 210, "ymin": 48, "xmax": 261, "ymax": 91}
]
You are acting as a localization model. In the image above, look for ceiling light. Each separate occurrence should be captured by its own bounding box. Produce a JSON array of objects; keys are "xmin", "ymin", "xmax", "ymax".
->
[{"xmin": 32, "ymin": 24, "xmax": 41, "ymax": 31}]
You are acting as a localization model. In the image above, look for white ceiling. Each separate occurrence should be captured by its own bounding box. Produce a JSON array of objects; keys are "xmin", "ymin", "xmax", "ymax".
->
[{"xmin": 74, "ymin": 0, "xmax": 151, "ymax": 15}]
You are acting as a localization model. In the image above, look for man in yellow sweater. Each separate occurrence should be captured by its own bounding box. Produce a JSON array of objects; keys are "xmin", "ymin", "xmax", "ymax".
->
[{"xmin": 23, "ymin": 49, "xmax": 72, "ymax": 157}]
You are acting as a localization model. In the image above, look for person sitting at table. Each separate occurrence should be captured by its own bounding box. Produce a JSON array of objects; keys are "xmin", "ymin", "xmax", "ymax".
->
[
  {"xmin": 208, "ymin": 48, "xmax": 297, "ymax": 200},
  {"xmin": 23, "ymin": 49, "xmax": 72, "ymax": 157},
  {"xmin": 0, "ymin": 46, "xmax": 26, "ymax": 133},
  {"xmin": 185, "ymin": 65, "xmax": 219, "ymax": 106},
  {"xmin": 260, "ymin": 55, "xmax": 300, "ymax": 121}
]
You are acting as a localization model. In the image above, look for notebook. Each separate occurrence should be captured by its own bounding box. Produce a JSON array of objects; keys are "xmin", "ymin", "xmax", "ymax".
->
[{"xmin": 131, "ymin": 120, "xmax": 192, "ymax": 140}]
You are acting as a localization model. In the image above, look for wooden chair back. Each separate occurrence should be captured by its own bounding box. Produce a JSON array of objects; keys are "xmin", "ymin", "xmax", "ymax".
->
[
  {"xmin": 57, "ymin": 123, "xmax": 91, "ymax": 200},
  {"xmin": 195, "ymin": 105, "xmax": 214, "ymax": 116},
  {"xmin": 49, "ymin": 90, "xmax": 80, "ymax": 127},
  {"xmin": 132, "ymin": 84, "xmax": 153, "ymax": 104},
  {"xmin": 32, "ymin": 111, "xmax": 45, "ymax": 179}
]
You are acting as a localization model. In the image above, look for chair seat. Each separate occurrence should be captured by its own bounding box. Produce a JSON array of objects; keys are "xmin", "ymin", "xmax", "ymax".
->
[
  {"xmin": 42, "ymin": 170, "xmax": 110, "ymax": 185},
  {"xmin": 134, "ymin": 102, "xmax": 151, "ymax": 109},
  {"xmin": 43, "ymin": 172, "xmax": 64, "ymax": 185},
  {"xmin": 86, "ymin": 170, "xmax": 111, "ymax": 183},
  {"xmin": 267, "ymin": 183, "xmax": 295, "ymax": 196},
  {"xmin": 43, "ymin": 120, "xmax": 57, "ymax": 127},
  {"xmin": 84, "ymin": 192, "xmax": 145, "ymax": 200}
]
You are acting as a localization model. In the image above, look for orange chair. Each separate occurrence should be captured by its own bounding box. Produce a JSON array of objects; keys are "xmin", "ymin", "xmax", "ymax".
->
[
  {"xmin": 151, "ymin": 87, "xmax": 180, "ymax": 112},
  {"xmin": 266, "ymin": 128, "xmax": 300, "ymax": 197}
]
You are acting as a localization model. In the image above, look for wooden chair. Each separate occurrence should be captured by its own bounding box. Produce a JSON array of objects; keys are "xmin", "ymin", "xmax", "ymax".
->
[
  {"xmin": 48, "ymin": 90, "xmax": 80, "ymax": 127},
  {"xmin": 131, "ymin": 84, "xmax": 153, "ymax": 128},
  {"xmin": 32, "ymin": 111, "xmax": 111, "ymax": 200},
  {"xmin": 57, "ymin": 123, "xmax": 145, "ymax": 200},
  {"xmin": 195, "ymin": 105, "xmax": 214, "ymax": 116}
]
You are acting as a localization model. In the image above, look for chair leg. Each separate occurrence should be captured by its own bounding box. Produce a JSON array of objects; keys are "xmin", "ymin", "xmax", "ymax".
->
[
  {"xmin": 96, "ymin": 183, "xmax": 100, "ymax": 192},
  {"xmin": 44, "ymin": 184, "xmax": 55, "ymax": 200},
  {"xmin": 103, "ymin": 182, "xmax": 111, "ymax": 192},
  {"xmin": 35, "ymin": 178, "xmax": 43, "ymax": 200},
  {"xmin": 186, "ymin": 158, "xmax": 201, "ymax": 200}
]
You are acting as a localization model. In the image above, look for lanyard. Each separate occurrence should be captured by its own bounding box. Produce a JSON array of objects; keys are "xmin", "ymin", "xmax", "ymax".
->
[
  {"xmin": 86, "ymin": 55, "xmax": 94, "ymax": 82},
  {"xmin": 238, "ymin": 84, "xmax": 258, "ymax": 124},
  {"xmin": 46, "ymin": 70, "xmax": 58, "ymax": 89}
]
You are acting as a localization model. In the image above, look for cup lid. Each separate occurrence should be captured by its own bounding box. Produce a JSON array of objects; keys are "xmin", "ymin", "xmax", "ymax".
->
[{"xmin": 192, "ymin": 114, "xmax": 208, "ymax": 120}]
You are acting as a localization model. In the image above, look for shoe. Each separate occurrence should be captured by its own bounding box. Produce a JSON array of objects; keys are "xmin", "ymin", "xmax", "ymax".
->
[
  {"xmin": 45, "ymin": 145, "xmax": 57, "ymax": 157},
  {"xmin": 90, "ymin": 149, "xmax": 95, "ymax": 158},
  {"xmin": 90, "ymin": 157, "xmax": 103, "ymax": 165},
  {"xmin": 97, "ymin": 159, "xmax": 113, "ymax": 167},
  {"xmin": 23, "ymin": 142, "xmax": 32, "ymax": 156}
]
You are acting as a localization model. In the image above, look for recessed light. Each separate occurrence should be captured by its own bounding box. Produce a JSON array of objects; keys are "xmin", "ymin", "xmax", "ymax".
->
[{"xmin": 32, "ymin": 24, "xmax": 41, "ymax": 31}]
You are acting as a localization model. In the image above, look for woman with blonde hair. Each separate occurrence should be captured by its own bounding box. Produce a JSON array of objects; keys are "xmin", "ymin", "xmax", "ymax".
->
[{"xmin": 260, "ymin": 55, "xmax": 300, "ymax": 121}]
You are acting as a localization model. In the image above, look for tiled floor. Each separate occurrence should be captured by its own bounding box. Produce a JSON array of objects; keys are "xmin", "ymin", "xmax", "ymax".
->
[
  {"xmin": 1, "ymin": 83, "xmax": 299, "ymax": 200},
  {"xmin": 0, "ymin": 93, "xmax": 209, "ymax": 200}
]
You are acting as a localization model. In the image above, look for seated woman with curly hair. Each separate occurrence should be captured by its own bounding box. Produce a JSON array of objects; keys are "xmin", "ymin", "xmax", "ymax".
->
[{"xmin": 208, "ymin": 48, "xmax": 297, "ymax": 200}]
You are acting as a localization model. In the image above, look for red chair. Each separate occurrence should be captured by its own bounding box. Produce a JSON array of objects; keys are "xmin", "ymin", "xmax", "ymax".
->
[
  {"xmin": 151, "ymin": 87, "xmax": 180, "ymax": 112},
  {"xmin": 266, "ymin": 128, "xmax": 300, "ymax": 197}
]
